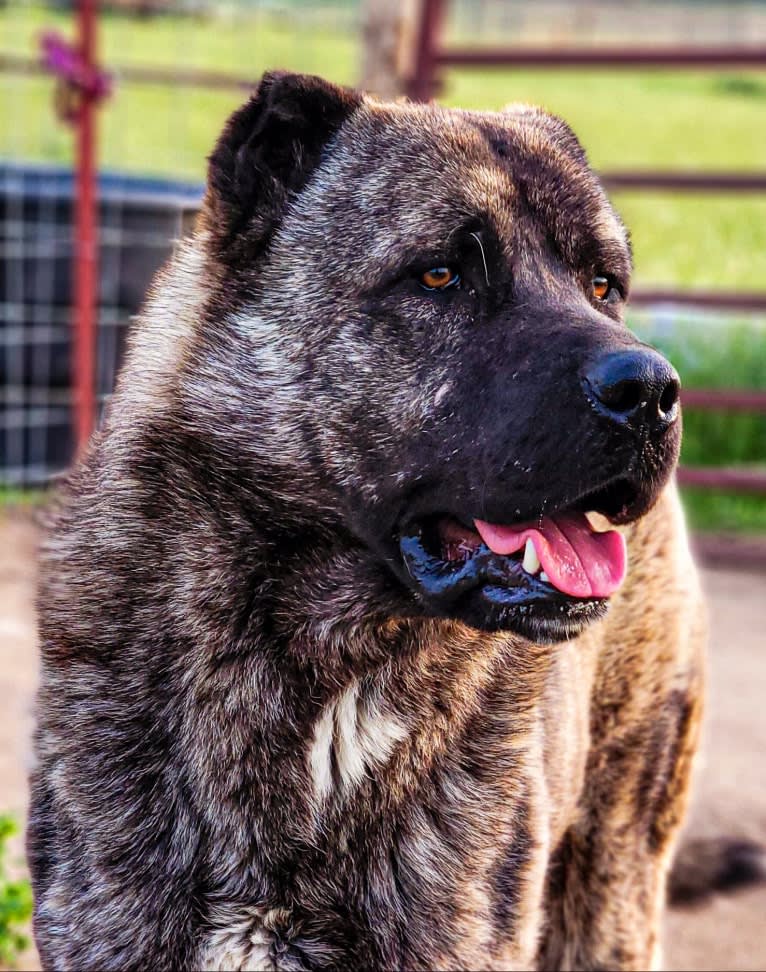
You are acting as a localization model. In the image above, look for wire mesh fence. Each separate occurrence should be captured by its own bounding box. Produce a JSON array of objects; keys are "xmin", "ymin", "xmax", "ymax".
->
[{"xmin": 1, "ymin": 162, "xmax": 200, "ymax": 485}]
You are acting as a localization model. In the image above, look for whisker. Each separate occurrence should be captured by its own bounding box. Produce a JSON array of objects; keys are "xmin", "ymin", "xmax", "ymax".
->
[{"xmin": 470, "ymin": 231, "xmax": 490, "ymax": 287}]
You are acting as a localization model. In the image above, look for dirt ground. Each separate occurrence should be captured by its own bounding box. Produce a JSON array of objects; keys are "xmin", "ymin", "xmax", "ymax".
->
[{"xmin": 1, "ymin": 511, "xmax": 764, "ymax": 971}]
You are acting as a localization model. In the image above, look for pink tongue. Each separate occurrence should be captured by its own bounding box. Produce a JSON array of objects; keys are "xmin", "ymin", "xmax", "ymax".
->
[{"xmin": 474, "ymin": 513, "xmax": 627, "ymax": 598}]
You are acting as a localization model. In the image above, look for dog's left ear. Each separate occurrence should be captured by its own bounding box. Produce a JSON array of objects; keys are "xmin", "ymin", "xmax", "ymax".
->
[{"xmin": 205, "ymin": 71, "xmax": 362, "ymax": 261}]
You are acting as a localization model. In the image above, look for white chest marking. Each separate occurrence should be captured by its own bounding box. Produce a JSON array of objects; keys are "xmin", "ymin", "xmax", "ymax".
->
[
  {"xmin": 309, "ymin": 680, "xmax": 408, "ymax": 801},
  {"xmin": 202, "ymin": 907, "xmax": 276, "ymax": 972}
]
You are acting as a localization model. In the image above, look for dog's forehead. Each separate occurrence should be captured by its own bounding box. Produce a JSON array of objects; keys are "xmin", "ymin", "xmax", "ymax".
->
[
  {"xmin": 290, "ymin": 101, "xmax": 502, "ymax": 233},
  {"xmin": 323, "ymin": 101, "xmax": 516, "ymax": 229},
  {"xmin": 285, "ymin": 97, "xmax": 627, "ymax": 264}
]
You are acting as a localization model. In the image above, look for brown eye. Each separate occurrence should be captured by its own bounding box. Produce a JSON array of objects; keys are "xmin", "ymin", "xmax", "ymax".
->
[
  {"xmin": 420, "ymin": 267, "xmax": 460, "ymax": 290},
  {"xmin": 592, "ymin": 276, "xmax": 610, "ymax": 301}
]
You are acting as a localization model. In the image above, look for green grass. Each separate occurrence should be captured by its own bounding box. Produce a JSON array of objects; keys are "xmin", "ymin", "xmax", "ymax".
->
[
  {"xmin": 1, "ymin": 5, "xmax": 765, "ymax": 530},
  {"xmin": 0, "ymin": 816, "xmax": 33, "ymax": 969},
  {"xmin": 613, "ymin": 194, "xmax": 766, "ymax": 291},
  {"xmin": 680, "ymin": 489, "xmax": 766, "ymax": 534},
  {"xmin": 0, "ymin": 488, "xmax": 44, "ymax": 507},
  {"xmin": 1, "ymin": 5, "xmax": 357, "ymax": 179}
]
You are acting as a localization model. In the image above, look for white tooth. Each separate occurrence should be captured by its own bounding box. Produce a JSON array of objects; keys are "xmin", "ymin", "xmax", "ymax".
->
[
  {"xmin": 523, "ymin": 538, "xmax": 541, "ymax": 575},
  {"xmin": 540, "ymin": 571, "xmax": 550, "ymax": 582},
  {"xmin": 585, "ymin": 511, "xmax": 613, "ymax": 533}
]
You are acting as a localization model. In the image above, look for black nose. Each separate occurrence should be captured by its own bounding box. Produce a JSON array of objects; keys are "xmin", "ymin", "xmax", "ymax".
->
[{"xmin": 583, "ymin": 348, "xmax": 680, "ymax": 432}]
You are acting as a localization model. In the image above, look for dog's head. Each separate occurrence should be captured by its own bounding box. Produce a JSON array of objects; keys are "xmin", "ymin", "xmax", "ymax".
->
[{"xmin": 184, "ymin": 71, "xmax": 680, "ymax": 643}]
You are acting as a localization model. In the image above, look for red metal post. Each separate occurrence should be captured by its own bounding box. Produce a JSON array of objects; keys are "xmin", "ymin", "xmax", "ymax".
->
[
  {"xmin": 73, "ymin": 0, "xmax": 98, "ymax": 452},
  {"xmin": 408, "ymin": 0, "xmax": 446, "ymax": 101}
]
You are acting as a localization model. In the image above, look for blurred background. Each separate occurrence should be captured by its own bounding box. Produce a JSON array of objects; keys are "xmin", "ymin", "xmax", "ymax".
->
[{"xmin": 0, "ymin": 1, "xmax": 764, "ymax": 969}]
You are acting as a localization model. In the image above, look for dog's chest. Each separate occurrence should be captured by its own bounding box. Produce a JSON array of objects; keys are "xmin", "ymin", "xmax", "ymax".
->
[{"xmin": 197, "ymin": 657, "xmax": 555, "ymax": 971}]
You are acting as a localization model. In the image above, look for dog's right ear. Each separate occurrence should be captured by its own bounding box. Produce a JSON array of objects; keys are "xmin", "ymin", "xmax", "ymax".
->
[{"xmin": 205, "ymin": 71, "xmax": 362, "ymax": 263}]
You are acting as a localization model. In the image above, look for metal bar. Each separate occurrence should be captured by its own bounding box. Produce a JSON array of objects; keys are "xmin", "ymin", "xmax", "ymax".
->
[
  {"xmin": 107, "ymin": 63, "xmax": 254, "ymax": 91},
  {"xmin": 0, "ymin": 53, "xmax": 254, "ymax": 91},
  {"xmin": 73, "ymin": 0, "xmax": 98, "ymax": 451},
  {"xmin": 678, "ymin": 466, "xmax": 766, "ymax": 492},
  {"xmin": 5, "ymin": 50, "xmax": 766, "ymax": 101},
  {"xmin": 681, "ymin": 390, "xmax": 766, "ymax": 412},
  {"xmin": 692, "ymin": 533, "xmax": 766, "ymax": 571},
  {"xmin": 0, "ymin": 54, "xmax": 43, "ymax": 76},
  {"xmin": 630, "ymin": 290, "xmax": 766, "ymax": 311},
  {"xmin": 436, "ymin": 46, "xmax": 766, "ymax": 69},
  {"xmin": 602, "ymin": 171, "xmax": 766, "ymax": 192},
  {"xmin": 407, "ymin": 0, "xmax": 446, "ymax": 101}
]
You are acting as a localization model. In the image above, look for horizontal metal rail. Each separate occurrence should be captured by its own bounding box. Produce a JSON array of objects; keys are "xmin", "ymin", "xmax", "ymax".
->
[
  {"xmin": 692, "ymin": 533, "xmax": 766, "ymax": 570},
  {"xmin": 630, "ymin": 290, "xmax": 766, "ymax": 312},
  {"xmin": 601, "ymin": 171, "xmax": 766, "ymax": 193},
  {"xmin": 0, "ymin": 53, "xmax": 254, "ymax": 90},
  {"xmin": 681, "ymin": 390, "xmax": 766, "ymax": 412},
  {"xmin": 435, "ymin": 45, "xmax": 766, "ymax": 69},
  {"xmin": 678, "ymin": 466, "xmax": 766, "ymax": 493}
]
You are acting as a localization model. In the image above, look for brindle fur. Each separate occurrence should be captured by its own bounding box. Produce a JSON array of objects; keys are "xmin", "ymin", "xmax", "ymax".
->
[{"xmin": 29, "ymin": 73, "xmax": 706, "ymax": 970}]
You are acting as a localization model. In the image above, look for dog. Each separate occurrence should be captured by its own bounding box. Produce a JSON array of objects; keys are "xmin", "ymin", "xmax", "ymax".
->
[{"xmin": 29, "ymin": 72, "xmax": 708, "ymax": 970}]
